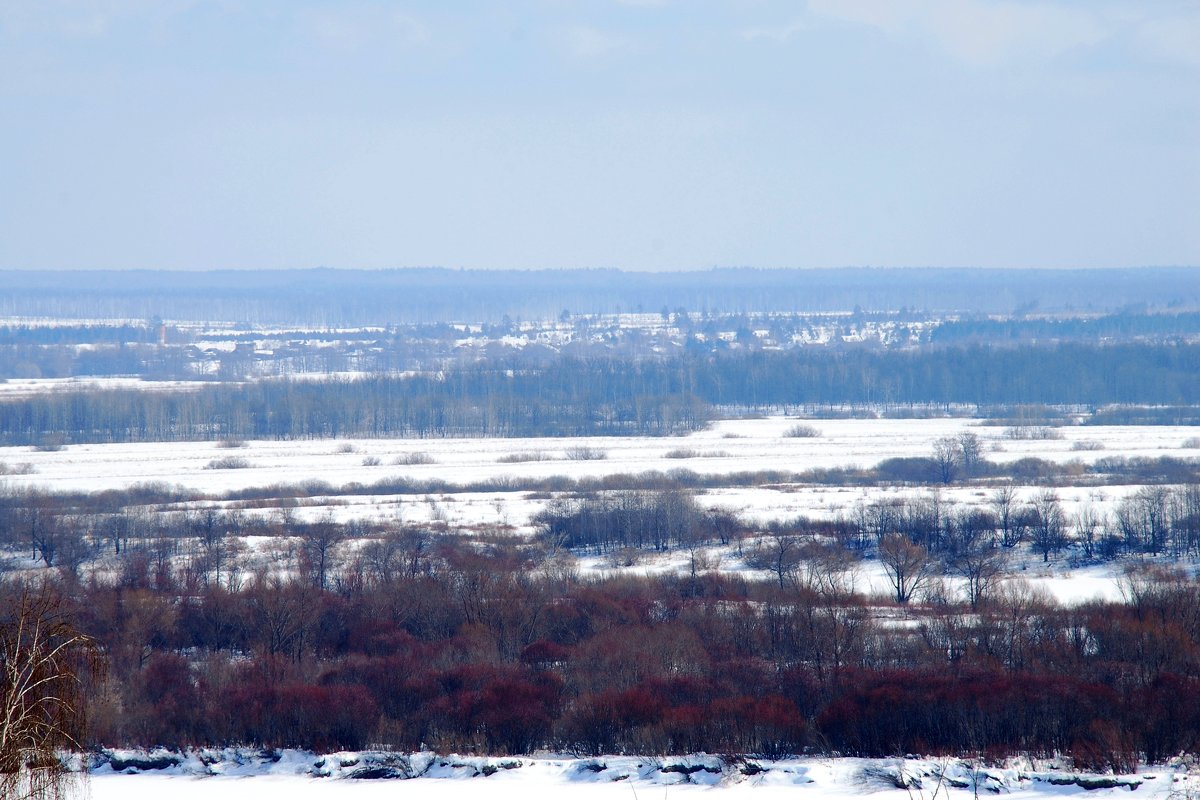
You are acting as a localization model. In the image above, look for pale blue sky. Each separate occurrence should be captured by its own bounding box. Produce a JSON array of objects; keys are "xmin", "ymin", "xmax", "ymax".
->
[{"xmin": 1, "ymin": 1, "xmax": 1197, "ymax": 270}]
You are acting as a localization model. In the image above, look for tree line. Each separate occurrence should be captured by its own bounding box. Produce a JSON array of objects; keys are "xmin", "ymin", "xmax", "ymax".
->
[
  {"xmin": 5, "ymin": 541, "xmax": 1199, "ymax": 767},
  {"xmin": 5, "ymin": 474, "xmax": 1200, "ymax": 584},
  {"xmin": 0, "ymin": 369, "xmax": 709, "ymax": 442},
  {"xmin": 4, "ymin": 343, "xmax": 1200, "ymax": 442}
]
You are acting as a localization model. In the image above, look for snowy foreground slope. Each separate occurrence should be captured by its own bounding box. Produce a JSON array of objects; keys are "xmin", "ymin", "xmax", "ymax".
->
[{"xmin": 83, "ymin": 751, "xmax": 1192, "ymax": 800}]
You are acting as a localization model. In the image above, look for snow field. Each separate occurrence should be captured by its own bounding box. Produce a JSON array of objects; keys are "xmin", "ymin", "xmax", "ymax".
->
[
  {"xmin": 3, "ymin": 416, "xmax": 1195, "ymax": 500},
  {"xmin": 82, "ymin": 752, "xmax": 1194, "ymax": 800},
  {"xmin": 3, "ymin": 416, "xmax": 1195, "ymax": 604}
]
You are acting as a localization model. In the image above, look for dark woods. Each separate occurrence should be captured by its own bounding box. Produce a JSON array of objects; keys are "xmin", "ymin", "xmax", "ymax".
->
[{"xmin": 4, "ymin": 494, "xmax": 1200, "ymax": 768}]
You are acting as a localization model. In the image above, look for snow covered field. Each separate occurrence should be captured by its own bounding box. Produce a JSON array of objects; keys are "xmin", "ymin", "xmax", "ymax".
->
[
  {"xmin": 2, "ymin": 416, "xmax": 1194, "ymax": 525},
  {"xmin": 80, "ymin": 752, "xmax": 1195, "ymax": 800},
  {"xmin": 4, "ymin": 416, "xmax": 1197, "ymax": 494},
  {"xmin": 0, "ymin": 375, "xmax": 207, "ymax": 398},
  {"xmin": 3, "ymin": 416, "xmax": 1196, "ymax": 603}
]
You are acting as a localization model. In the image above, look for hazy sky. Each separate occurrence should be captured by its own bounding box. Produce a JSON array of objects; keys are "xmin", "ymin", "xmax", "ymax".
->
[{"xmin": 1, "ymin": 1, "xmax": 1197, "ymax": 271}]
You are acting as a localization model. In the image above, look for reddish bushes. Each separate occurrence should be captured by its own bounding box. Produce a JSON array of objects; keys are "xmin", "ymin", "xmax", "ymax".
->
[
  {"xmin": 46, "ymin": 559, "xmax": 1200, "ymax": 760},
  {"xmin": 560, "ymin": 679, "xmax": 809, "ymax": 757},
  {"xmin": 424, "ymin": 664, "xmax": 563, "ymax": 754},
  {"xmin": 817, "ymin": 670, "xmax": 1123, "ymax": 759},
  {"xmin": 224, "ymin": 678, "xmax": 379, "ymax": 751}
]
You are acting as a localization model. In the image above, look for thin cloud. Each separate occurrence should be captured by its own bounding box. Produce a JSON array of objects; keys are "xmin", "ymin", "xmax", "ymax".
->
[
  {"xmin": 741, "ymin": 19, "xmax": 808, "ymax": 43},
  {"xmin": 298, "ymin": 7, "xmax": 431, "ymax": 53},
  {"xmin": 805, "ymin": 0, "xmax": 1110, "ymax": 66},
  {"xmin": 1136, "ymin": 14, "xmax": 1200, "ymax": 68},
  {"xmin": 0, "ymin": 0, "xmax": 197, "ymax": 40},
  {"xmin": 557, "ymin": 25, "xmax": 630, "ymax": 59}
]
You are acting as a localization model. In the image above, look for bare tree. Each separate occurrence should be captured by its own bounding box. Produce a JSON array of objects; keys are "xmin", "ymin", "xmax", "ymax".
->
[
  {"xmin": 941, "ymin": 507, "xmax": 985, "ymax": 555},
  {"xmin": 245, "ymin": 574, "xmax": 318, "ymax": 661},
  {"xmin": 1073, "ymin": 501, "xmax": 1104, "ymax": 560},
  {"xmin": 360, "ymin": 526, "xmax": 431, "ymax": 586},
  {"xmin": 981, "ymin": 579, "xmax": 1055, "ymax": 671},
  {"xmin": 796, "ymin": 539, "xmax": 860, "ymax": 599},
  {"xmin": 796, "ymin": 596, "xmax": 870, "ymax": 686},
  {"xmin": 14, "ymin": 494, "xmax": 66, "ymax": 569},
  {"xmin": 991, "ymin": 484, "xmax": 1024, "ymax": 547},
  {"xmin": 878, "ymin": 534, "xmax": 938, "ymax": 604},
  {"xmin": 188, "ymin": 508, "xmax": 233, "ymax": 587},
  {"xmin": 1116, "ymin": 486, "xmax": 1172, "ymax": 554},
  {"xmin": 951, "ymin": 542, "xmax": 1009, "ymax": 610},
  {"xmin": 1, "ymin": 588, "xmax": 102, "ymax": 800},
  {"xmin": 932, "ymin": 437, "xmax": 959, "ymax": 484},
  {"xmin": 1169, "ymin": 482, "xmax": 1200, "ymax": 557},
  {"xmin": 360, "ymin": 532, "xmax": 403, "ymax": 587},
  {"xmin": 745, "ymin": 527, "xmax": 803, "ymax": 589},
  {"xmin": 297, "ymin": 514, "xmax": 346, "ymax": 591},
  {"xmin": 48, "ymin": 520, "xmax": 94, "ymax": 581},
  {"xmin": 957, "ymin": 431, "xmax": 984, "ymax": 478},
  {"xmin": 1030, "ymin": 491, "xmax": 1066, "ymax": 563},
  {"xmin": 855, "ymin": 499, "xmax": 900, "ymax": 543}
]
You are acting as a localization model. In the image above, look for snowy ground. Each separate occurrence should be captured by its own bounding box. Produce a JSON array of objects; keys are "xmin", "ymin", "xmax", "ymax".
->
[
  {"xmin": 80, "ymin": 751, "xmax": 1196, "ymax": 800},
  {"xmin": 3, "ymin": 416, "xmax": 1196, "ymax": 604},
  {"xmin": 1, "ymin": 416, "xmax": 1193, "ymax": 551},
  {"xmin": 3, "ymin": 416, "xmax": 1196, "ymax": 502},
  {"xmin": 0, "ymin": 375, "xmax": 210, "ymax": 398}
]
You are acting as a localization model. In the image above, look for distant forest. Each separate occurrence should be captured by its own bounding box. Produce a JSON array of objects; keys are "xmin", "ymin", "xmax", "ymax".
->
[
  {"xmin": 2, "ymin": 267, "xmax": 1198, "ymax": 324},
  {"xmin": 3, "ymin": 343, "xmax": 1200, "ymax": 443},
  {"xmin": 5, "ymin": 309, "xmax": 1200, "ymax": 384}
]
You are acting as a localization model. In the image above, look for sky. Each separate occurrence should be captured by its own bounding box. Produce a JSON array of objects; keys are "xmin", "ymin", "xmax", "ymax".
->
[{"xmin": 0, "ymin": 0, "xmax": 1197, "ymax": 271}]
